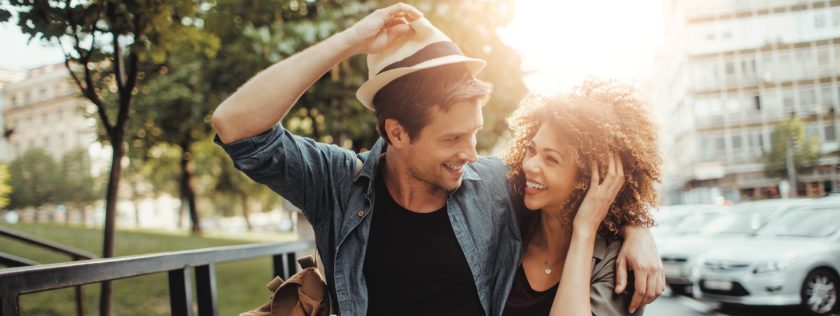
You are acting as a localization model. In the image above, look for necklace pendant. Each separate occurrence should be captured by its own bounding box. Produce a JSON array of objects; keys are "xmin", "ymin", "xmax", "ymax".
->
[{"xmin": 544, "ymin": 267, "xmax": 552, "ymax": 275}]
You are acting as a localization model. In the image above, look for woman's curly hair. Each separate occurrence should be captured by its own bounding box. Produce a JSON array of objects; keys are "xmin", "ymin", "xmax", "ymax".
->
[{"xmin": 502, "ymin": 79, "xmax": 662, "ymax": 237}]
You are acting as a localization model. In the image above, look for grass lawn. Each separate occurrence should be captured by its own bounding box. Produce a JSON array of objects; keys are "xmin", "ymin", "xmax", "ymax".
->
[{"xmin": 0, "ymin": 223, "xmax": 304, "ymax": 316}]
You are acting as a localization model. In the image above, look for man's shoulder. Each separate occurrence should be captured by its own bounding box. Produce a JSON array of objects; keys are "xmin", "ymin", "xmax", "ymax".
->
[{"xmin": 468, "ymin": 156, "xmax": 509, "ymax": 179}]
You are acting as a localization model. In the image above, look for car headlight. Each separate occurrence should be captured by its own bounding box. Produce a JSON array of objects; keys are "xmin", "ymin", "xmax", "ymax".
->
[{"xmin": 752, "ymin": 258, "xmax": 796, "ymax": 274}]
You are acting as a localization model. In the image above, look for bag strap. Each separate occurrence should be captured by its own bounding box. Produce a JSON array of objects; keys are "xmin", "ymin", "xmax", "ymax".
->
[
  {"xmin": 297, "ymin": 255, "xmax": 317, "ymax": 269},
  {"xmin": 266, "ymin": 276, "xmax": 284, "ymax": 292}
]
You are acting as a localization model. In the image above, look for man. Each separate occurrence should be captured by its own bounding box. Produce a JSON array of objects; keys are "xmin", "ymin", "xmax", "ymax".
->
[{"xmin": 212, "ymin": 3, "xmax": 663, "ymax": 315}]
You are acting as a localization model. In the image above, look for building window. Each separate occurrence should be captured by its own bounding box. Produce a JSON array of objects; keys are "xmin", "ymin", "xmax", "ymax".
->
[
  {"xmin": 782, "ymin": 89, "xmax": 796, "ymax": 114},
  {"xmin": 818, "ymin": 48, "xmax": 831, "ymax": 68},
  {"xmin": 749, "ymin": 132, "xmax": 766, "ymax": 155},
  {"xmin": 732, "ymin": 134, "xmax": 743, "ymax": 149},
  {"xmin": 741, "ymin": 57, "xmax": 756, "ymax": 79},
  {"xmin": 778, "ymin": 53, "xmax": 794, "ymax": 79},
  {"xmin": 821, "ymin": 86, "xmax": 835, "ymax": 109},
  {"xmin": 825, "ymin": 124, "xmax": 837, "ymax": 143},
  {"xmin": 763, "ymin": 90, "xmax": 782, "ymax": 115},
  {"xmin": 39, "ymin": 88, "xmax": 47, "ymax": 100},
  {"xmin": 795, "ymin": 51, "xmax": 814, "ymax": 79},
  {"xmin": 815, "ymin": 13, "xmax": 826, "ymax": 28},
  {"xmin": 10, "ymin": 97, "xmax": 16, "ymax": 107},
  {"xmin": 800, "ymin": 87, "xmax": 817, "ymax": 113}
]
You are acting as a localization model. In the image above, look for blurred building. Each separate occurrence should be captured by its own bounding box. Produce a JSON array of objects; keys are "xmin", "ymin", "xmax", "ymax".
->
[
  {"xmin": 0, "ymin": 68, "xmax": 27, "ymax": 161},
  {"xmin": 1, "ymin": 63, "xmax": 97, "ymax": 161},
  {"xmin": 652, "ymin": 0, "xmax": 840, "ymax": 204}
]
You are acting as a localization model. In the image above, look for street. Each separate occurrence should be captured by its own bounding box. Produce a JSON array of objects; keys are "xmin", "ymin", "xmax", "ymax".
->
[{"xmin": 647, "ymin": 292, "xmax": 836, "ymax": 316}]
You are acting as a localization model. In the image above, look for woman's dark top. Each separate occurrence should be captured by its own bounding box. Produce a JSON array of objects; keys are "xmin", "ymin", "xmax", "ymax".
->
[{"xmin": 501, "ymin": 264, "xmax": 558, "ymax": 315}]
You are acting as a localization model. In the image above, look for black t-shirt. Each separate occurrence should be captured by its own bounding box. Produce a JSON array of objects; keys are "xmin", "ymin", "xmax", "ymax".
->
[
  {"xmin": 363, "ymin": 169, "xmax": 485, "ymax": 316},
  {"xmin": 501, "ymin": 264, "xmax": 558, "ymax": 316}
]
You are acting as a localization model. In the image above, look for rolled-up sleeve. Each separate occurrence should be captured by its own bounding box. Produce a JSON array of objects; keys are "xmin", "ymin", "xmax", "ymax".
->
[
  {"xmin": 590, "ymin": 239, "xmax": 643, "ymax": 316},
  {"xmin": 214, "ymin": 124, "xmax": 358, "ymax": 227}
]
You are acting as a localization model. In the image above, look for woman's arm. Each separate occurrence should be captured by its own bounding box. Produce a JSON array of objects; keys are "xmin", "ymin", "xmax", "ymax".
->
[
  {"xmin": 550, "ymin": 153, "xmax": 625, "ymax": 316},
  {"xmin": 551, "ymin": 227, "xmax": 598, "ymax": 316}
]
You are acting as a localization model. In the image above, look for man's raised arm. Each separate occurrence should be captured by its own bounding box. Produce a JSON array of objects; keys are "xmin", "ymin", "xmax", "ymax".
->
[{"xmin": 212, "ymin": 3, "xmax": 423, "ymax": 144}]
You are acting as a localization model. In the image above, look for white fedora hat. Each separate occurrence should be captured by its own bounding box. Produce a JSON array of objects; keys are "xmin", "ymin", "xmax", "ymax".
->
[{"xmin": 355, "ymin": 17, "xmax": 486, "ymax": 110}]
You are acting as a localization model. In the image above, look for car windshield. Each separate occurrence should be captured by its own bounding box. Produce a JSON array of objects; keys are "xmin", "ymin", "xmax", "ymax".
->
[
  {"xmin": 672, "ymin": 211, "xmax": 724, "ymax": 235},
  {"xmin": 756, "ymin": 207, "xmax": 840, "ymax": 238},
  {"xmin": 701, "ymin": 210, "xmax": 767, "ymax": 236}
]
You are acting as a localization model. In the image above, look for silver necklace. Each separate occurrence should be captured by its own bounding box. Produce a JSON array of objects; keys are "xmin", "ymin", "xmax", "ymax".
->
[{"xmin": 543, "ymin": 255, "xmax": 552, "ymax": 275}]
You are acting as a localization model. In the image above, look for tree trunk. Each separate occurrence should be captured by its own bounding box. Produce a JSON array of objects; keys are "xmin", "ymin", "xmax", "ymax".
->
[
  {"xmin": 179, "ymin": 140, "xmax": 201, "ymax": 234},
  {"xmin": 99, "ymin": 138, "xmax": 125, "ymax": 316},
  {"xmin": 240, "ymin": 193, "xmax": 253, "ymax": 232}
]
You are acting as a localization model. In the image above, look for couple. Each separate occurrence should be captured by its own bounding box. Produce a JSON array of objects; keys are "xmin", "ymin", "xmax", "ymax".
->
[{"xmin": 213, "ymin": 3, "xmax": 663, "ymax": 316}]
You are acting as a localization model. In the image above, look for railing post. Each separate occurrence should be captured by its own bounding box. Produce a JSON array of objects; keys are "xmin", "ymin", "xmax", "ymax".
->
[
  {"xmin": 272, "ymin": 254, "xmax": 286, "ymax": 279},
  {"xmin": 194, "ymin": 264, "xmax": 217, "ymax": 316},
  {"xmin": 1, "ymin": 295, "xmax": 19, "ymax": 316},
  {"xmin": 71, "ymin": 255, "xmax": 85, "ymax": 316},
  {"xmin": 168, "ymin": 268, "xmax": 194, "ymax": 316},
  {"xmin": 74, "ymin": 286, "xmax": 85, "ymax": 316},
  {"xmin": 286, "ymin": 252, "xmax": 297, "ymax": 276}
]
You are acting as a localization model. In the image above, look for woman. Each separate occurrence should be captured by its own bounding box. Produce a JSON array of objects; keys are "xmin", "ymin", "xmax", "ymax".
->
[{"xmin": 502, "ymin": 80, "xmax": 662, "ymax": 315}]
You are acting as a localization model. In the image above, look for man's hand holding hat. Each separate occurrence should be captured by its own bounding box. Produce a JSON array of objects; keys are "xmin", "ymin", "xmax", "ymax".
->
[{"xmin": 339, "ymin": 3, "xmax": 424, "ymax": 55}]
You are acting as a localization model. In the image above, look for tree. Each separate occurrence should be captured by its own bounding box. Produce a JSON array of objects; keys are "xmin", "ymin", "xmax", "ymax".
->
[
  {"xmin": 126, "ymin": 58, "xmax": 217, "ymax": 234},
  {"xmin": 166, "ymin": 0, "xmax": 526, "ymax": 154},
  {"xmin": 3, "ymin": 1, "xmax": 215, "ymax": 313},
  {"xmin": 8, "ymin": 149, "xmax": 60, "ymax": 210},
  {"xmin": 0, "ymin": 163, "xmax": 12, "ymax": 209},
  {"xmin": 765, "ymin": 118, "xmax": 821, "ymax": 196},
  {"xmin": 56, "ymin": 148, "xmax": 101, "ymax": 224},
  {"xmin": 194, "ymin": 137, "xmax": 281, "ymax": 231}
]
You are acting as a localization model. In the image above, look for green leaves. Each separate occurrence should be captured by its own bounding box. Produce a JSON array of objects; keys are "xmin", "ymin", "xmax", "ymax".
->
[
  {"xmin": 0, "ymin": 8, "xmax": 11, "ymax": 22},
  {"xmin": 765, "ymin": 118, "xmax": 821, "ymax": 178},
  {"xmin": 0, "ymin": 164, "xmax": 12, "ymax": 209},
  {"xmin": 7, "ymin": 148, "xmax": 100, "ymax": 210},
  {"xmin": 9, "ymin": 148, "xmax": 60, "ymax": 209}
]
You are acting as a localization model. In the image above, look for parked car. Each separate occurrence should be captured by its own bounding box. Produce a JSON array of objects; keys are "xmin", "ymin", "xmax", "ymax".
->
[
  {"xmin": 652, "ymin": 204, "xmax": 729, "ymax": 243},
  {"xmin": 696, "ymin": 200, "xmax": 840, "ymax": 315},
  {"xmin": 659, "ymin": 199, "xmax": 808, "ymax": 295}
]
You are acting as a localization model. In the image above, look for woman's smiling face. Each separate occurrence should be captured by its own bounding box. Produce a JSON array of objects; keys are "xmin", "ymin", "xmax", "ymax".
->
[{"xmin": 521, "ymin": 121, "xmax": 579, "ymax": 213}]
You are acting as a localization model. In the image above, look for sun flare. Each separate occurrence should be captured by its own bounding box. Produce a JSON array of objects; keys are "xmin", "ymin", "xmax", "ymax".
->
[{"xmin": 499, "ymin": 0, "xmax": 664, "ymax": 95}]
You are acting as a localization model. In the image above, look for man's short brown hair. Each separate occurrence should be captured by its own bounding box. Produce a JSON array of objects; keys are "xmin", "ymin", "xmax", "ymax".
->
[{"xmin": 372, "ymin": 64, "xmax": 493, "ymax": 144}]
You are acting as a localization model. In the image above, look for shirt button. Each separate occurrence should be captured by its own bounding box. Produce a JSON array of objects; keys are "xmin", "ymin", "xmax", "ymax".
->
[{"xmin": 357, "ymin": 210, "xmax": 365, "ymax": 217}]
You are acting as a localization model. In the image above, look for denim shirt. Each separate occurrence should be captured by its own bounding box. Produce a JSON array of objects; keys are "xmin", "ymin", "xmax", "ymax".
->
[{"xmin": 215, "ymin": 125, "xmax": 524, "ymax": 316}]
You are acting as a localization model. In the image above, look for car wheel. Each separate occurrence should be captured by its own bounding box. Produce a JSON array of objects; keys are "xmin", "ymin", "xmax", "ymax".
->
[
  {"xmin": 669, "ymin": 284, "xmax": 691, "ymax": 296},
  {"xmin": 800, "ymin": 268, "xmax": 838, "ymax": 315}
]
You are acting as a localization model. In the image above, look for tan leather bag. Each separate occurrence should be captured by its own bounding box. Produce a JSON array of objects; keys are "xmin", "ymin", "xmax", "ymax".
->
[{"xmin": 240, "ymin": 255, "xmax": 332, "ymax": 316}]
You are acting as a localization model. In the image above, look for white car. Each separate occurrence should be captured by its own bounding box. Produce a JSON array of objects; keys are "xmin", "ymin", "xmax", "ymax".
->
[
  {"xmin": 652, "ymin": 204, "xmax": 729, "ymax": 242},
  {"xmin": 696, "ymin": 200, "xmax": 840, "ymax": 315},
  {"xmin": 659, "ymin": 199, "xmax": 807, "ymax": 295}
]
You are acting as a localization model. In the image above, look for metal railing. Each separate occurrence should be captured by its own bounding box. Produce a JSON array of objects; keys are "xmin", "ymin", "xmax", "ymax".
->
[
  {"xmin": 0, "ymin": 239, "xmax": 315, "ymax": 316},
  {"xmin": 0, "ymin": 227, "xmax": 97, "ymax": 316}
]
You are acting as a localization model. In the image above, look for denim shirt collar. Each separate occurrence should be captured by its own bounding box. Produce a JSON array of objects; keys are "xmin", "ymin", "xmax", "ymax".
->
[{"xmin": 355, "ymin": 138, "xmax": 482, "ymax": 184}]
